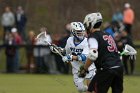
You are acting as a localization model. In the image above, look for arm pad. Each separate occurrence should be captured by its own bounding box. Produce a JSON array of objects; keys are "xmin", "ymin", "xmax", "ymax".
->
[
  {"xmin": 77, "ymin": 54, "xmax": 87, "ymax": 63},
  {"xmin": 87, "ymin": 49, "xmax": 98, "ymax": 61}
]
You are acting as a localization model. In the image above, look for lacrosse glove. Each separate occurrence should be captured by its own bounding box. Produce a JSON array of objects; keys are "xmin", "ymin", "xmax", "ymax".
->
[
  {"xmin": 62, "ymin": 54, "xmax": 73, "ymax": 63},
  {"xmin": 49, "ymin": 44, "xmax": 57, "ymax": 53},
  {"xmin": 49, "ymin": 44, "xmax": 63, "ymax": 54},
  {"xmin": 78, "ymin": 65, "xmax": 89, "ymax": 78}
]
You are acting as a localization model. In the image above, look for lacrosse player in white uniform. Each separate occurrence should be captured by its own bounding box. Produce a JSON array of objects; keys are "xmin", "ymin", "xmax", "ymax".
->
[{"xmin": 62, "ymin": 22, "xmax": 96, "ymax": 93}]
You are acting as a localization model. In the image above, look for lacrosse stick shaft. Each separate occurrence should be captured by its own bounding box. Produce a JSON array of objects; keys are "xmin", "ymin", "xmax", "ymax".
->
[{"xmin": 120, "ymin": 51, "xmax": 125, "ymax": 56}]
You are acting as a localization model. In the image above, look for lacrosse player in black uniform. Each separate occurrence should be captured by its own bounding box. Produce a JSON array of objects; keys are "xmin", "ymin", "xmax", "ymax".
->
[{"xmin": 79, "ymin": 12, "xmax": 124, "ymax": 93}]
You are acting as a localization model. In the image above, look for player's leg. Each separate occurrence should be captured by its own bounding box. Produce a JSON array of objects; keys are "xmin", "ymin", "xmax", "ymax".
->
[
  {"xmin": 88, "ymin": 69, "xmax": 114, "ymax": 93},
  {"xmin": 111, "ymin": 67, "xmax": 123, "ymax": 93},
  {"xmin": 85, "ymin": 63, "xmax": 96, "ymax": 93},
  {"xmin": 129, "ymin": 55, "xmax": 135, "ymax": 74},
  {"xmin": 85, "ymin": 79, "xmax": 94, "ymax": 93},
  {"xmin": 122, "ymin": 55, "xmax": 129, "ymax": 74},
  {"xmin": 73, "ymin": 74, "xmax": 88, "ymax": 93}
]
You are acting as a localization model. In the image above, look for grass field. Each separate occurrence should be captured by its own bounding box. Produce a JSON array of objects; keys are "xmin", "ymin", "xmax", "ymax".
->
[{"xmin": 0, "ymin": 74, "xmax": 140, "ymax": 93}]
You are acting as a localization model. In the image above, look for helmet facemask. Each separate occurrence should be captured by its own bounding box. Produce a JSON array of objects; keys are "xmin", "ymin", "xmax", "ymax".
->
[
  {"xmin": 70, "ymin": 22, "xmax": 86, "ymax": 41},
  {"xmin": 72, "ymin": 30, "xmax": 85, "ymax": 41}
]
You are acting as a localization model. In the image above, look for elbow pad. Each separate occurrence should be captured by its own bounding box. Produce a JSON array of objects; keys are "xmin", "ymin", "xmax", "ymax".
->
[{"xmin": 87, "ymin": 49, "xmax": 98, "ymax": 61}]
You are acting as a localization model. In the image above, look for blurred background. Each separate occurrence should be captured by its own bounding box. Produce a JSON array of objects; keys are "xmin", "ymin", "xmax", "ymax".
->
[
  {"xmin": 0, "ymin": 0, "xmax": 140, "ymax": 93},
  {"xmin": 0, "ymin": 0, "xmax": 140, "ymax": 38}
]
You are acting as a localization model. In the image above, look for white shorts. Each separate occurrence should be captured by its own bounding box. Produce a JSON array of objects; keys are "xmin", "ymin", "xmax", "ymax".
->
[{"xmin": 73, "ymin": 63, "xmax": 96, "ymax": 92}]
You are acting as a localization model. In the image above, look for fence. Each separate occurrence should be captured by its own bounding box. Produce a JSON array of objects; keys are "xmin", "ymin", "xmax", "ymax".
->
[
  {"xmin": 0, "ymin": 44, "xmax": 139, "ymax": 74},
  {"xmin": 0, "ymin": 45, "xmax": 63, "ymax": 74}
]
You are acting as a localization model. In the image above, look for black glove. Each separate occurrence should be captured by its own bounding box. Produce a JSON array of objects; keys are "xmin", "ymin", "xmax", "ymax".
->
[
  {"xmin": 50, "ymin": 44, "xmax": 63, "ymax": 54},
  {"xmin": 78, "ymin": 65, "xmax": 89, "ymax": 78}
]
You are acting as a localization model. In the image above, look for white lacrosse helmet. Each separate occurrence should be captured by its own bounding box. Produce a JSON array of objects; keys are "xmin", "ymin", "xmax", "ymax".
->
[
  {"xmin": 70, "ymin": 22, "xmax": 85, "ymax": 40},
  {"xmin": 83, "ymin": 12, "xmax": 103, "ymax": 31}
]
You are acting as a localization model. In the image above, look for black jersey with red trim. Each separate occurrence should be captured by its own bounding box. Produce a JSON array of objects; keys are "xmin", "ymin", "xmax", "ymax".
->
[{"xmin": 88, "ymin": 31, "xmax": 123, "ymax": 69}]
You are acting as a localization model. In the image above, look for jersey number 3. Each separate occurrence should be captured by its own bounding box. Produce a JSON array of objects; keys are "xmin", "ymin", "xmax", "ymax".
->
[{"xmin": 103, "ymin": 35, "xmax": 118, "ymax": 52}]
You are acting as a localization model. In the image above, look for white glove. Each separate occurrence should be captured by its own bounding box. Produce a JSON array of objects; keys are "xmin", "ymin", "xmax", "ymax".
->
[
  {"xmin": 62, "ymin": 54, "xmax": 73, "ymax": 63},
  {"xmin": 87, "ymin": 49, "xmax": 98, "ymax": 61}
]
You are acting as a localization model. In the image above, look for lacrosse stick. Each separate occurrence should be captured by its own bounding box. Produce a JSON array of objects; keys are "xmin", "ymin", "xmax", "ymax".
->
[
  {"xmin": 36, "ymin": 31, "xmax": 79, "ymax": 70},
  {"xmin": 36, "ymin": 31, "xmax": 64, "ymax": 57},
  {"xmin": 120, "ymin": 44, "xmax": 137, "ymax": 56}
]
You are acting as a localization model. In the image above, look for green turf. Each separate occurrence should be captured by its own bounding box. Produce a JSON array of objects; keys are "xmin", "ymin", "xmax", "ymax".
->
[
  {"xmin": 0, "ymin": 74, "xmax": 77, "ymax": 93},
  {"xmin": 0, "ymin": 74, "xmax": 140, "ymax": 93}
]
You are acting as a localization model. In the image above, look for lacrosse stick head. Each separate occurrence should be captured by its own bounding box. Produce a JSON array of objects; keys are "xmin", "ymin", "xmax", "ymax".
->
[
  {"xmin": 123, "ymin": 44, "xmax": 137, "ymax": 55},
  {"xmin": 36, "ymin": 31, "xmax": 63, "ymax": 57},
  {"xmin": 36, "ymin": 31, "xmax": 51, "ymax": 45}
]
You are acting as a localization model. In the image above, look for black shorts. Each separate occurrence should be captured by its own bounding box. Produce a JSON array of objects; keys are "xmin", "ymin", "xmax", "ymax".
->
[{"xmin": 88, "ymin": 67, "xmax": 123, "ymax": 93}]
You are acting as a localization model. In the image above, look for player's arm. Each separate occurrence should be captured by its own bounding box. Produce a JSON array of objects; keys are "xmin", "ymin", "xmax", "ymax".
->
[
  {"xmin": 85, "ymin": 38, "xmax": 98, "ymax": 69},
  {"xmin": 62, "ymin": 37, "xmax": 87, "ymax": 63},
  {"xmin": 84, "ymin": 58, "xmax": 92, "ymax": 70},
  {"xmin": 79, "ymin": 38, "xmax": 98, "ymax": 77},
  {"xmin": 84, "ymin": 48, "xmax": 98, "ymax": 70},
  {"xmin": 62, "ymin": 38, "xmax": 72, "ymax": 63},
  {"xmin": 79, "ymin": 48, "xmax": 98, "ymax": 77},
  {"xmin": 62, "ymin": 53, "xmax": 87, "ymax": 63},
  {"xmin": 72, "ymin": 54, "xmax": 87, "ymax": 62}
]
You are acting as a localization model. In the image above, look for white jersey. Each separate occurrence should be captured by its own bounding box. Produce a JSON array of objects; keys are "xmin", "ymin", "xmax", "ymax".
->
[
  {"xmin": 65, "ymin": 36, "xmax": 95, "ymax": 74},
  {"xmin": 65, "ymin": 36, "xmax": 96, "ymax": 92}
]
